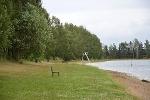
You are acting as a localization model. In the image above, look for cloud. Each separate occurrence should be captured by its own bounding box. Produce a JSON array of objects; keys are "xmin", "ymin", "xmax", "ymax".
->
[{"xmin": 42, "ymin": 0, "xmax": 150, "ymax": 46}]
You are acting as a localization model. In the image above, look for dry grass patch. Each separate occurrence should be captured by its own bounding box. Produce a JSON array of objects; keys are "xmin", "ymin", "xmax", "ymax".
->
[{"xmin": 0, "ymin": 61, "xmax": 137, "ymax": 100}]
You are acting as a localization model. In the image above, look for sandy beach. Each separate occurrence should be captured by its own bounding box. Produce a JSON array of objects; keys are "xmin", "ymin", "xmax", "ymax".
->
[{"xmin": 107, "ymin": 70, "xmax": 150, "ymax": 100}]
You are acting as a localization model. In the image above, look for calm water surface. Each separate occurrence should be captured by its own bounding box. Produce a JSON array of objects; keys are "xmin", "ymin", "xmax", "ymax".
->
[{"xmin": 88, "ymin": 60, "xmax": 150, "ymax": 81}]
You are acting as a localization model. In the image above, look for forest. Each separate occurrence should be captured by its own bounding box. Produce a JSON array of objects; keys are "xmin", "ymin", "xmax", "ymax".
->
[
  {"xmin": 0, "ymin": 0, "xmax": 102, "ymax": 62},
  {"xmin": 103, "ymin": 39, "xmax": 150, "ymax": 59},
  {"xmin": 0, "ymin": 0, "xmax": 150, "ymax": 62}
]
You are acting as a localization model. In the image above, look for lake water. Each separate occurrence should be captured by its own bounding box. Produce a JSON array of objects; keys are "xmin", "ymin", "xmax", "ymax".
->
[{"xmin": 87, "ymin": 60, "xmax": 150, "ymax": 81}]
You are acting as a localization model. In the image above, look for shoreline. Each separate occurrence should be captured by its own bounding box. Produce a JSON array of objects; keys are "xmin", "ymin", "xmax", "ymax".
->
[{"xmin": 106, "ymin": 70, "xmax": 150, "ymax": 100}]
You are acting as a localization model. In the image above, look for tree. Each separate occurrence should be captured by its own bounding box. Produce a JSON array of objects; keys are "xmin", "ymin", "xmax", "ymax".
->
[
  {"xmin": 49, "ymin": 16, "xmax": 61, "ymax": 60},
  {"xmin": 0, "ymin": 0, "xmax": 14, "ymax": 59},
  {"xmin": 0, "ymin": 0, "xmax": 103, "ymax": 61},
  {"xmin": 51, "ymin": 22, "xmax": 103, "ymax": 61},
  {"xmin": 109, "ymin": 43, "xmax": 117, "ymax": 59},
  {"xmin": 12, "ymin": 3, "xmax": 52, "ymax": 61},
  {"xmin": 138, "ymin": 42, "xmax": 144, "ymax": 58},
  {"xmin": 103, "ymin": 45, "xmax": 109, "ymax": 59},
  {"xmin": 128, "ymin": 41, "xmax": 134, "ymax": 58},
  {"xmin": 144, "ymin": 40, "xmax": 150, "ymax": 58},
  {"xmin": 90, "ymin": 34, "xmax": 102, "ymax": 59},
  {"xmin": 133, "ymin": 39, "xmax": 140, "ymax": 59},
  {"xmin": 119, "ymin": 42, "xmax": 128, "ymax": 58}
]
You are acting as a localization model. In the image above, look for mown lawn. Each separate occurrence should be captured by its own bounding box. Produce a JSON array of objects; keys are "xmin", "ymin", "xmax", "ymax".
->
[{"xmin": 0, "ymin": 61, "xmax": 136, "ymax": 100}]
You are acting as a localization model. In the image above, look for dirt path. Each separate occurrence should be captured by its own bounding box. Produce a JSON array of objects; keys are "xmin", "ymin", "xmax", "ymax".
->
[{"xmin": 107, "ymin": 71, "xmax": 150, "ymax": 100}]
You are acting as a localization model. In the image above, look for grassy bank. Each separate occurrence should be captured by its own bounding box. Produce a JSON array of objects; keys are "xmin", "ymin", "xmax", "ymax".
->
[{"xmin": 0, "ymin": 61, "xmax": 137, "ymax": 100}]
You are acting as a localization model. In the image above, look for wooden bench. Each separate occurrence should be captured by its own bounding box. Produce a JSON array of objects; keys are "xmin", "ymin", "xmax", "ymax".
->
[{"xmin": 50, "ymin": 66, "xmax": 59, "ymax": 77}]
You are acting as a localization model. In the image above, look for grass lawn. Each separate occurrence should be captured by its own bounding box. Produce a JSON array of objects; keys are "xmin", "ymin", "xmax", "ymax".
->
[{"xmin": 0, "ymin": 61, "xmax": 137, "ymax": 100}]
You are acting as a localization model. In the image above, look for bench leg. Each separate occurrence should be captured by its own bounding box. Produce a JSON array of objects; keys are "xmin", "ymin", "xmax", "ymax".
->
[{"xmin": 52, "ymin": 72, "xmax": 59, "ymax": 77}]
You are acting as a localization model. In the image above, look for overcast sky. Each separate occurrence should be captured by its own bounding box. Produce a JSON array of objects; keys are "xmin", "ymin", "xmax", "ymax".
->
[{"xmin": 42, "ymin": 0, "xmax": 150, "ymax": 46}]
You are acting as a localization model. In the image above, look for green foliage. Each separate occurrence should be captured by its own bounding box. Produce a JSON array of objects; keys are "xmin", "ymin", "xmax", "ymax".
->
[
  {"xmin": 104, "ymin": 38, "xmax": 150, "ymax": 59},
  {"xmin": 109, "ymin": 43, "xmax": 117, "ymax": 59},
  {"xmin": 56, "ymin": 23, "xmax": 102, "ymax": 61},
  {"xmin": 0, "ymin": 0, "xmax": 102, "ymax": 61},
  {"xmin": 1, "ymin": 0, "xmax": 149, "ymax": 61},
  {"xmin": 0, "ymin": 1, "xmax": 52, "ymax": 61},
  {"xmin": 17, "ymin": 3, "xmax": 52, "ymax": 59},
  {"xmin": 0, "ymin": 0, "xmax": 13, "ymax": 58},
  {"xmin": 102, "ymin": 45, "xmax": 109, "ymax": 59},
  {"xmin": 119, "ymin": 42, "xmax": 129, "ymax": 58},
  {"xmin": 144, "ymin": 40, "xmax": 150, "ymax": 58}
]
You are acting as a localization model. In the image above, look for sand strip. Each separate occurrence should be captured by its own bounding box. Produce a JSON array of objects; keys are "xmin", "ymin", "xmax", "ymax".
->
[{"xmin": 107, "ymin": 70, "xmax": 150, "ymax": 100}]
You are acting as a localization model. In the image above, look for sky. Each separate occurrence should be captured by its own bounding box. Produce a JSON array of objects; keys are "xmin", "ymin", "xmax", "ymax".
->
[{"xmin": 42, "ymin": 0, "xmax": 150, "ymax": 46}]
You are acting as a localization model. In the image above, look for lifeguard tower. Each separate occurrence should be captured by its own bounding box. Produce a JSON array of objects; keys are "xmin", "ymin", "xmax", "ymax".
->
[{"xmin": 82, "ymin": 52, "xmax": 90, "ymax": 64}]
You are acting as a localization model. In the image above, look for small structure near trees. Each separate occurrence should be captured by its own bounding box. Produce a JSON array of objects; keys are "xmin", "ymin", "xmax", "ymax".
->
[{"xmin": 82, "ymin": 52, "xmax": 90, "ymax": 64}]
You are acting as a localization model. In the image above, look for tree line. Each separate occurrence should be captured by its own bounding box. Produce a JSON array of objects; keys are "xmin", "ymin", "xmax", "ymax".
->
[
  {"xmin": 0, "ymin": 0, "xmax": 102, "ymax": 62},
  {"xmin": 1, "ymin": 1, "xmax": 149, "ymax": 62},
  {"xmin": 103, "ymin": 39, "xmax": 150, "ymax": 59}
]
